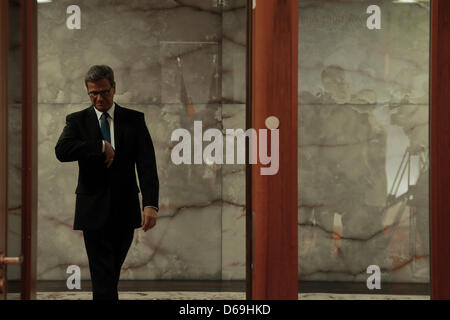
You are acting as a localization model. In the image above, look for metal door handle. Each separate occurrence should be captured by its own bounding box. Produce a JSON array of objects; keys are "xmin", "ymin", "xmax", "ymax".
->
[
  {"xmin": 0, "ymin": 253, "xmax": 22, "ymax": 294},
  {"xmin": 0, "ymin": 252, "xmax": 23, "ymax": 265}
]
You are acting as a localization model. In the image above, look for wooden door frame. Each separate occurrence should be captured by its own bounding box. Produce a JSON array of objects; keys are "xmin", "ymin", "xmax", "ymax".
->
[
  {"xmin": 0, "ymin": 0, "xmax": 10, "ymax": 301},
  {"xmin": 249, "ymin": 0, "xmax": 298, "ymax": 300},
  {"xmin": 19, "ymin": 0, "xmax": 38, "ymax": 300},
  {"xmin": 1, "ymin": 0, "xmax": 38, "ymax": 300},
  {"xmin": 430, "ymin": 0, "xmax": 450, "ymax": 300}
]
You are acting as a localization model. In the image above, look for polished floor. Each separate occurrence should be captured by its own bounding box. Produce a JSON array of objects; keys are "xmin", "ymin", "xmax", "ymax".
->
[
  {"xmin": 32, "ymin": 292, "xmax": 429, "ymax": 300},
  {"xmin": 7, "ymin": 281, "xmax": 430, "ymax": 300}
]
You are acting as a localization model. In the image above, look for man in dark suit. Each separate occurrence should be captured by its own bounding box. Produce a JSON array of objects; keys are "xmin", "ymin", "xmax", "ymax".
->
[{"xmin": 55, "ymin": 65, "xmax": 159, "ymax": 300}]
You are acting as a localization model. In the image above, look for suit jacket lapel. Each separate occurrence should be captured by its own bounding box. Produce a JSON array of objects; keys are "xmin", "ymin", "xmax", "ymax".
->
[
  {"xmin": 113, "ymin": 104, "xmax": 123, "ymax": 152},
  {"xmin": 87, "ymin": 105, "xmax": 103, "ymax": 141}
]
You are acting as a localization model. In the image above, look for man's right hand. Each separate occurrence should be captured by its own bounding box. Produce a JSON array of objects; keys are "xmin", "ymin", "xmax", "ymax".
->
[{"xmin": 104, "ymin": 140, "xmax": 115, "ymax": 168}]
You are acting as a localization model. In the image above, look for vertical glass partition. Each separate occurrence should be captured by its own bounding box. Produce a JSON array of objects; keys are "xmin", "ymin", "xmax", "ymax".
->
[
  {"xmin": 298, "ymin": 0, "xmax": 430, "ymax": 293},
  {"xmin": 7, "ymin": 0, "xmax": 23, "ymax": 299},
  {"xmin": 37, "ymin": 0, "xmax": 247, "ymax": 293}
]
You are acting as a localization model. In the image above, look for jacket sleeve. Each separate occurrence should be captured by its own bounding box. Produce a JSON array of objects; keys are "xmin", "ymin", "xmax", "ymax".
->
[
  {"xmin": 55, "ymin": 114, "xmax": 103, "ymax": 162},
  {"xmin": 136, "ymin": 113, "xmax": 159, "ymax": 209}
]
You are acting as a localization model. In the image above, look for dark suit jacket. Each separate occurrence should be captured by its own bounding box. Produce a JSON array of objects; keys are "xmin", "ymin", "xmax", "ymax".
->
[{"xmin": 55, "ymin": 104, "xmax": 159, "ymax": 230}]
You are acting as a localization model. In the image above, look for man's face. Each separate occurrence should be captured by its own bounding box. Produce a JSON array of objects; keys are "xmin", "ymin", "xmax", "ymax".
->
[{"xmin": 87, "ymin": 78, "xmax": 115, "ymax": 112}]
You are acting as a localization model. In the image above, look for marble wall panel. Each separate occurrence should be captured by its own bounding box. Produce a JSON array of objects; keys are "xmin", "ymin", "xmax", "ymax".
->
[
  {"xmin": 298, "ymin": 0, "xmax": 430, "ymax": 106},
  {"xmin": 222, "ymin": 1, "xmax": 246, "ymax": 104},
  {"xmin": 125, "ymin": 204, "xmax": 222, "ymax": 280},
  {"xmin": 221, "ymin": 104, "xmax": 246, "ymax": 280},
  {"xmin": 298, "ymin": 0, "xmax": 430, "ymax": 284},
  {"xmin": 38, "ymin": 0, "xmax": 248, "ymax": 281},
  {"xmin": 38, "ymin": 103, "xmax": 88, "ymax": 280},
  {"xmin": 127, "ymin": 103, "xmax": 224, "ymax": 280},
  {"xmin": 298, "ymin": 103, "xmax": 429, "ymax": 283},
  {"xmin": 7, "ymin": 104, "xmax": 22, "ymax": 280},
  {"xmin": 299, "ymin": 202, "xmax": 429, "ymax": 283},
  {"xmin": 38, "ymin": 0, "xmax": 223, "ymax": 105},
  {"xmin": 160, "ymin": 42, "xmax": 220, "ymax": 105}
]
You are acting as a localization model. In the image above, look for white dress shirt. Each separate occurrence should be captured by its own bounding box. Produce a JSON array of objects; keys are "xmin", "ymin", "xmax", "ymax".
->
[{"xmin": 93, "ymin": 102, "xmax": 115, "ymax": 151}]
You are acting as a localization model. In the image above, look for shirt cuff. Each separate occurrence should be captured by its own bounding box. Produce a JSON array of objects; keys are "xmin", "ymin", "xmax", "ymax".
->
[
  {"xmin": 102, "ymin": 140, "xmax": 105, "ymax": 153},
  {"xmin": 145, "ymin": 206, "xmax": 159, "ymax": 212}
]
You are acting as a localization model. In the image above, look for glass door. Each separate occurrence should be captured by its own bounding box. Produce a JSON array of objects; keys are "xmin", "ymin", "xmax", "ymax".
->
[
  {"xmin": 298, "ymin": 0, "xmax": 430, "ymax": 295},
  {"xmin": 36, "ymin": 0, "xmax": 247, "ymax": 297},
  {"xmin": 1, "ymin": 0, "xmax": 32, "ymax": 300}
]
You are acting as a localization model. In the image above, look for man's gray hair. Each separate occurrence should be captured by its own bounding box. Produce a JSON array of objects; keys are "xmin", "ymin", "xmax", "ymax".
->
[{"xmin": 84, "ymin": 65, "xmax": 115, "ymax": 88}]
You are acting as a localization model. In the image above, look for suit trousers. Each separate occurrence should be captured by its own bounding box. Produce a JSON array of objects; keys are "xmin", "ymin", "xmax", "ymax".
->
[{"xmin": 83, "ymin": 219, "xmax": 135, "ymax": 300}]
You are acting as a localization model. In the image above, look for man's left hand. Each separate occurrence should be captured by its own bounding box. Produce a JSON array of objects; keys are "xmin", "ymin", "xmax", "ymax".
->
[{"xmin": 142, "ymin": 207, "xmax": 157, "ymax": 232}]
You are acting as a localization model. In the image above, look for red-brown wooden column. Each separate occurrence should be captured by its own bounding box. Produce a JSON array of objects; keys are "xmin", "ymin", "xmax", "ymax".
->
[
  {"xmin": 20, "ymin": 0, "xmax": 37, "ymax": 300},
  {"xmin": 251, "ymin": 0, "xmax": 298, "ymax": 300},
  {"xmin": 431, "ymin": 0, "xmax": 450, "ymax": 300}
]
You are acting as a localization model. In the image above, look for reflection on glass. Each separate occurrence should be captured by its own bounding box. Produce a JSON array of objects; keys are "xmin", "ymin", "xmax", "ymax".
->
[{"xmin": 298, "ymin": 0, "xmax": 430, "ymax": 290}]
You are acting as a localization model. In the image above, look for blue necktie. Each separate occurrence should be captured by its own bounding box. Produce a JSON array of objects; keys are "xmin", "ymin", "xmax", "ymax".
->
[{"xmin": 100, "ymin": 112, "xmax": 111, "ymax": 143}]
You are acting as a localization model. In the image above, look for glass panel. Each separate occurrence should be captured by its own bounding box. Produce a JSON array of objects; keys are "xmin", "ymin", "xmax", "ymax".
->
[
  {"xmin": 37, "ymin": 0, "xmax": 247, "ymax": 296},
  {"xmin": 298, "ymin": 0, "xmax": 430, "ymax": 294},
  {"xmin": 7, "ymin": 0, "xmax": 23, "ymax": 300}
]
